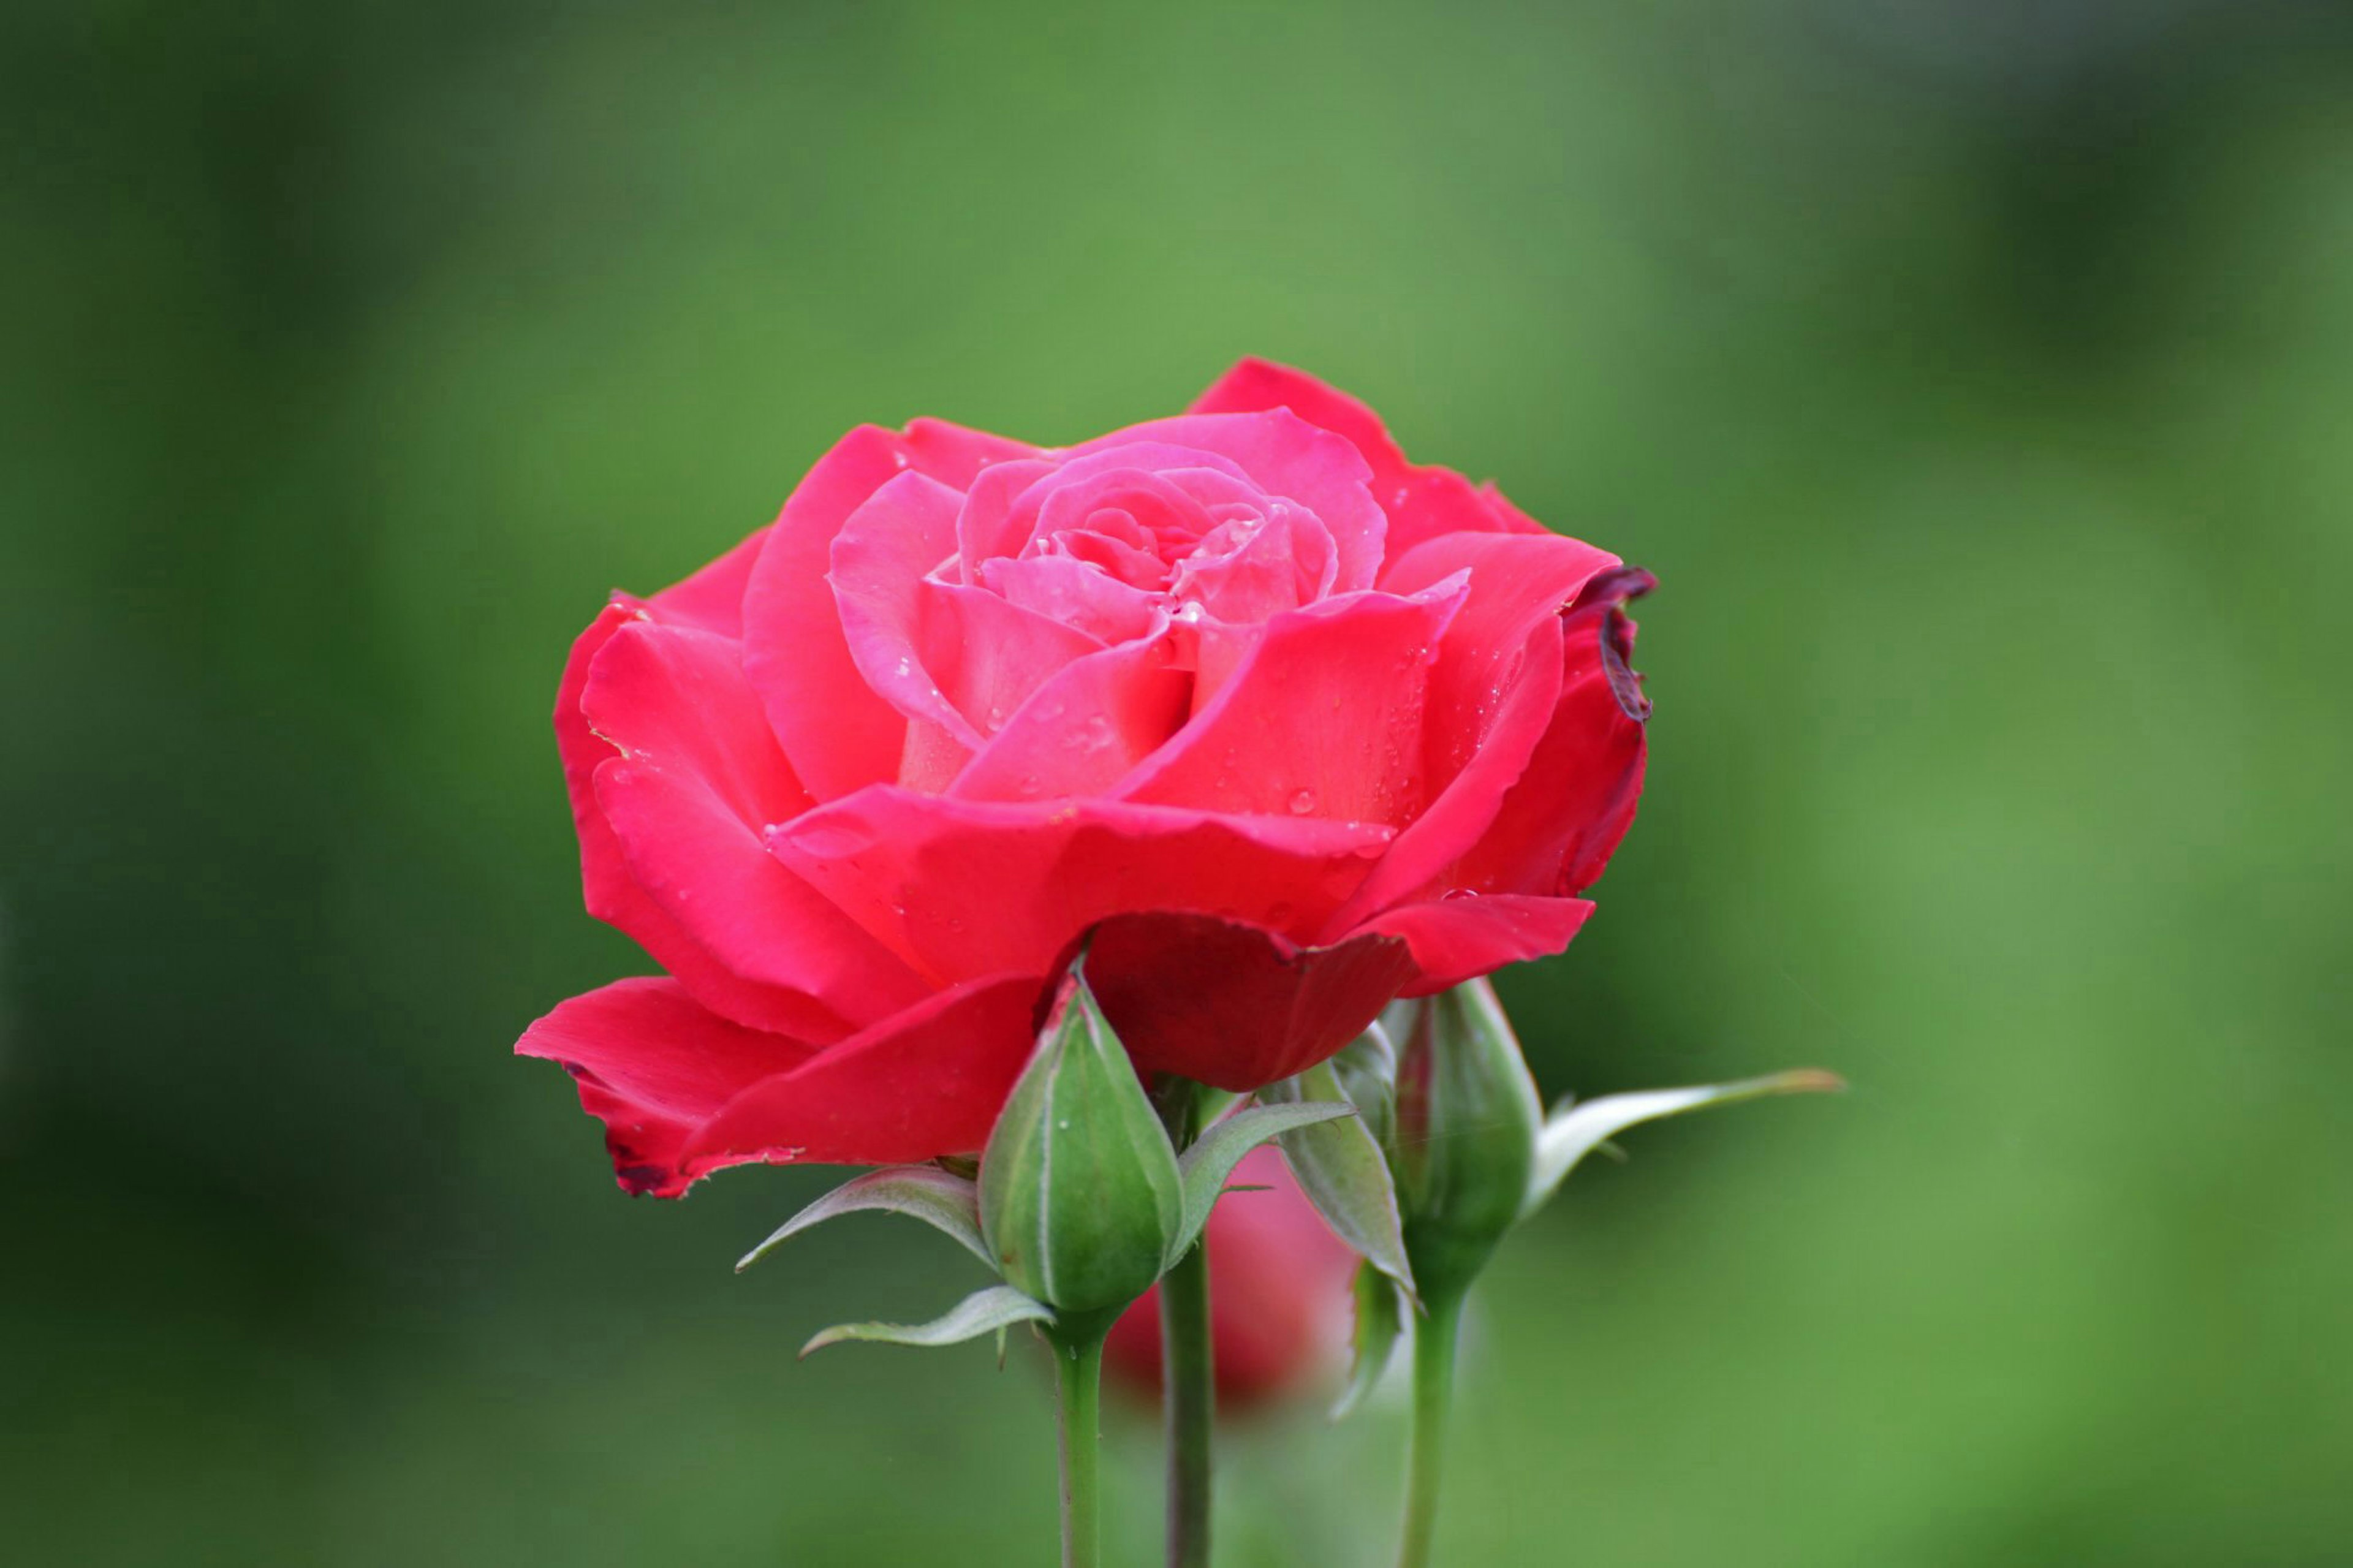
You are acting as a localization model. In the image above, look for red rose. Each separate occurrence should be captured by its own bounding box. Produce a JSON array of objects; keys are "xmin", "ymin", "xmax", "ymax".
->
[
  {"xmin": 520, "ymin": 360, "xmax": 1651, "ymax": 1195},
  {"xmin": 1101, "ymin": 1146, "xmax": 1360, "ymax": 1408}
]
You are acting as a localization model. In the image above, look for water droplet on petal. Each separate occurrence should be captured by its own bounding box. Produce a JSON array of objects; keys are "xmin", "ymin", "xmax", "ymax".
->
[{"xmin": 1287, "ymin": 789, "xmax": 1316, "ymax": 814}]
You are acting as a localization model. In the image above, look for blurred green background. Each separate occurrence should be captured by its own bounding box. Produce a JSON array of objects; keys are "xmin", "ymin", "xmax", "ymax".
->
[{"xmin": 6, "ymin": 1, "xmax": 2350, "ymax": 1562}]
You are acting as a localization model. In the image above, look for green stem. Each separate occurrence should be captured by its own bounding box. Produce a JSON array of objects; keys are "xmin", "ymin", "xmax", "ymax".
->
[
  {"xmin": 1398, "ymin": 1290, "xmax": 1465, "ymax": 1568},
  {"xmin": 1053, "ymin": 1327, "xmax": 1107, "ymax": 1568},
  {"xmin": 1154, "ymin": 1077, "xmax": 1215, "ymax": 1568},
  {"xmin": 1161, "ymin": 1233, "xmax": 1214, "ymax": 1568}
]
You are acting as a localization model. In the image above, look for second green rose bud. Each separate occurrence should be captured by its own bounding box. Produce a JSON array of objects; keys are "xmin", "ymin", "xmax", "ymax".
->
[{"xmin": 1387, "ymin": 978, "xmax": 1545, "ymax": 1306}]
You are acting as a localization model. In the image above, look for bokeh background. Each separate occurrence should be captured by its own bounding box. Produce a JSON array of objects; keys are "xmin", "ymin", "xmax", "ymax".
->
[{"xmin": 6, "ymin": 1, "xmax": 2350, "ymax": 1562}]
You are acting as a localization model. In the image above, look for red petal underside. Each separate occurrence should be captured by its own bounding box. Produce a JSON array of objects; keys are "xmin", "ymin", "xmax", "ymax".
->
[
  {"xmin": 516, "ymin": 977, "xmax": 820, "ymax": 1197},
  {"xmin": 1085, "ymin": 912, "xmax": 1419, "ymax": 1091},
  {"xmin": 678, "ymin": 972, "xmax": 1044, "ymax": 1180},
  {"xmin": 518, "ymin": 973, "xmax": 1046, "ymax": 1196},
  {"xmin": 1351, "ymin": 893, "xmax": 1596, "ymax": 998}
]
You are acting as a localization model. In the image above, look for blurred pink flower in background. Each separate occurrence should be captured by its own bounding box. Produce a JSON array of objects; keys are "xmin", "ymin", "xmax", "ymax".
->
[{"xmin": 1103, "ymin": 1146, "xmax": 1361, "ymax": 1409}]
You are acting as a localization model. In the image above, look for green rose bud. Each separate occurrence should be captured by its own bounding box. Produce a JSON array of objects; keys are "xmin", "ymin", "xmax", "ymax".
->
[
  {"xmin": 979, "ymin": 960, "xmax": 1185, "ymax": 1314},
  {"xmin": 1389, "ymin": 978, "xmax": 1544, "ymax": 1304}
]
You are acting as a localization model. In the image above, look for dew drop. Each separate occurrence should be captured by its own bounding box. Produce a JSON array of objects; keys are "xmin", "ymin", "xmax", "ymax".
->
[{"xmin": 1287, "ymin": 789, "xmax": 1316, "ymax": 814}]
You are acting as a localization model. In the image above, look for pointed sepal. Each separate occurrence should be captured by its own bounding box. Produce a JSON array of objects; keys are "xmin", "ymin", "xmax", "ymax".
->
[
  {"xmin": 979, "ymin": 960, "xmax": 1185, "ymax": 1312},
  {"xmin": 1167, "ymin": 1100, "xmax": 1354, "ymax": 1265},
  {"xmin": 1336, "ymin": 1018, "xmax": 1400, "ymax": 1148},
  {"xmin": 1264, "ymin": 1061, "xmax": 1418, "ymax": 1305},
  {"xmin": 737, "ymin": 1164, "xmax": 989, "ymax": 1273},
  {"xmin": 799, "ymin": 1284, "xmax": 1056, "ymax": 1358},
  {"xmin": 1525, "ymin": 1067, "xmax": 1846, "ymax": 1218},
  {"xmin": 1331, "ymin": 1259, "xmax": 1404, "ymax": 1421}
]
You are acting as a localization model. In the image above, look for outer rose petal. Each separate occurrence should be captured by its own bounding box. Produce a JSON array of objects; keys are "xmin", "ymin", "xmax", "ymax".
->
[
  {"xmin": 1323, "ymin": 616, "xmax": 1566, "ymax": 934},
  {"xmin": 584, "ymin": 619, "xmax": 811, "ymax": 828},
  {"xmin": 558, "ymin": 604, "xmax": 847, "ymax": 1037},
  {"xmin": 1115, "ymin": 581, "xmax": 1469, "ymax": 826},
  {"xmin": 1189, "ymin": 358, "xmax": 1545, "ymax": 564},
  {"xmin": 643, "ymin": 525, "xmax": 767, "ymax": 637},
  {"xmin": 1103, "ymin": 1147, "xmax": 1359, "ymax": 1407},
  {"xmin": 767, "ymin": 792, "xmax": 1393, "ymax": 982},
  {"xmin": 1455, "ymin": 569, "xmax": 1653, "ymax": 896},
  {"xmin": 582, "ymin": 619, "xmax": 933, "ymax": 1034},
  {"xmin": 518, "ymin": 974, "xmax": 1043, "ymax": 1195},
  {"xmin": 1351, "ymin": 893, "xmax": 1595, "ymax": 997},
  {"xmin": 1326, "ymin": 531, "xmax": 1618, "ymax": 925},
  {"xmin": 742, "ymin": 421, "xmax": 1038, "ymax": 800},
  {"xmin": 517, "ymin": 977, "xmax": 819, "ymax": 1197},
  {"xmin": 1380, "ymin": 530, "xmax": 1619, "ymax": 789},
  {"xmin": 678, "ymin": 973, "xmax": 1044, "ymax": 1176},
  {"xmin": 1085, "ymin": 912, "xmax": 1417, "ymax": 1090}
]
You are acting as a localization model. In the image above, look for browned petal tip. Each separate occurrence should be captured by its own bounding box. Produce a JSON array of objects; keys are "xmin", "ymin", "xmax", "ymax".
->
[{"xmin": 1571, "ymin": 566, "xmax": 1658, "ymax": 721}]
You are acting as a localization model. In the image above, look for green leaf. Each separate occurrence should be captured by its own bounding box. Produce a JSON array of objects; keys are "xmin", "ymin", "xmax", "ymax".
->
[
  {"xmin": 1332, "ymin": 1259, "xmax": 1403, "ymax": 1421},
  {"xmin": 737, "ymin": 1164, "xmax": 989, "ymax": 1274},
  {"xmin": 979, "ymin": 961, "xmax": 1185, "ymax": 1311},
  {"xmin": 1263, "ymin": 1062, "xmax": 1418, "ymax": 1305},
  {"xmin": 1167, "ymin": 1100, "xmax": 1354, "ymax": 1265},
  {"xmin": 800, "ymin": 1284, "xmax": 1056, "ymax": 1358},
  {"xmin": 1525, "ymin": 1067, "xmax": 1846, "ymax": 1218}
]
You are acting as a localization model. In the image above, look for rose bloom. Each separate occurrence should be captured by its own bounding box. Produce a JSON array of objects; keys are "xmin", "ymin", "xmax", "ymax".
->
[
  {"xmin": 520, "ymin": 360, "xmax": 1651, "ymax": 1195},
  {"xmin": 1102, "ymin": 1146, "xmax": 1361, "ymax": 1408}
]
